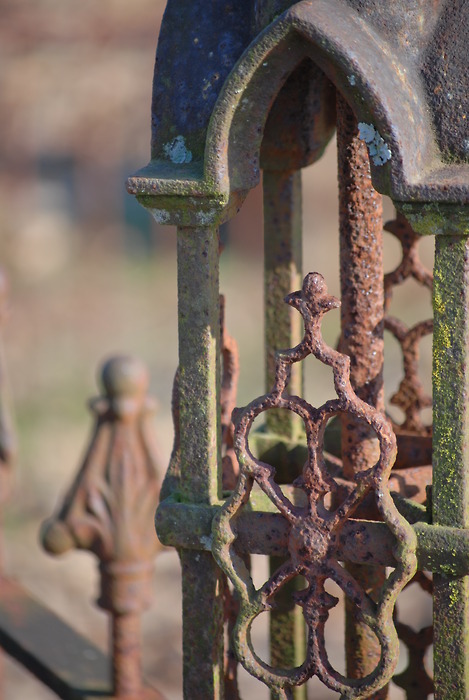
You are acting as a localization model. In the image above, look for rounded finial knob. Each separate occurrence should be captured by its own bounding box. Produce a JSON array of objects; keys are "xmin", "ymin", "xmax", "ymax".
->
[{"xmin": 101, "ymin": 356, "xmax": 149, "ymax": 399}]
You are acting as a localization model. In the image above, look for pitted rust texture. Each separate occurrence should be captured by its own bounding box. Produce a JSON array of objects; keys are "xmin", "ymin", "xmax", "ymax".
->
[
  {"xmin": 213, "ymin": 273, "xmax": 417, "ymax": 699},
  {"xmin": 337, "ymin": 95, "xmax": 385, "ymax": 427},
  {"xmin": 384, "ymin": 212, "xmax": 433, "ymax": 436},
  {"xmin": 336, "ymin": 95, "xmax": 387, "ymax": 697},
  {"xmin": 42, "ymin": 356, "xmax": 161, "ymax": 699}
]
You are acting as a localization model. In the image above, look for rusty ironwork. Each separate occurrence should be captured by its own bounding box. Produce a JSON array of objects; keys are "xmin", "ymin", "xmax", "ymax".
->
[
  {"xmin": 42, "ymin": 355, "xmax": 162, "ymax": 699},
  {"xmin": 127, "ymin": 1, "xmax": 469, "ymax": 698},
  {"xmin": 384, "ymin": 212, "xmax": 434, "ymax": 437},
  {"xmin": 212, "ymin": 273, "xmax": 417, "ymax": 698},
  {"xmin": 336, "ymin": 94, "xmax": 387, "ymax": 698},
  {"xmin": 161, "ymin": 293, "xmax": 240, "ymax": 500},
  {"xmin": 383, "ymin": 211, "xmax": 435, "ymax": 698}
]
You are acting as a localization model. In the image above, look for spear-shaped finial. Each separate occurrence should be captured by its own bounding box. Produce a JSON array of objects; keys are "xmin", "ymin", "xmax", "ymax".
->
[{"xmin": 42, "ymin": 355, "xmax": 162, "ymax": 698}]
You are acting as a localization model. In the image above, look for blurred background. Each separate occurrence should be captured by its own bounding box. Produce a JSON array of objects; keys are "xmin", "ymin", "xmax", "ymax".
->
[{"xmin": 1, "ymin": 1, "xmax": 433, "ymax": 698}]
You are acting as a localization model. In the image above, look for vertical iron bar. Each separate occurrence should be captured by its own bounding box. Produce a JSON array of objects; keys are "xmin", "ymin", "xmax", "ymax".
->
[
  {"xmin": 264, "ymin": 169, "xmax": 303, "ymax": 437},
  {"xmin": 111, "ymin": 613, "xmax": 142, "ymax": 697},
  {"xmin": 336, "ymin": 94, "xmax": 387, "ymax": 699},
  {"xmin": 432, "ymin": 233, "xmax": 469, "ymax": 700},
  {"xmin": 177, "ymin": 225, "xmax": 224, "ymax": 699},
  {"xmin": 263, "ymin": 169, "xmax": 306, "ymax": 700}
]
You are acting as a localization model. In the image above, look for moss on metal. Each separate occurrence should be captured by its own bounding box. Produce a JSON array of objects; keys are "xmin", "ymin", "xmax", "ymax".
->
[
  {"xmin": 397, "ymin": 202, "xmax": 469, "ymax": 237},
  {"xmin": 432, "ymin": 227, "xmax": 469, "ymax": 699},
  {"xmin": 177, "ymin": 225, "xmax": 222, "ymax": 505}
]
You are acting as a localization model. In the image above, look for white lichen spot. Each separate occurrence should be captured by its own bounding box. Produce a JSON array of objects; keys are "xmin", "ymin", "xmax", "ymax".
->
[
  {"xmin": 163, "ymin": 135, "xmax": 192, "ymax": 164},
  {"xmin": 347, "ymin": 74, "xmax": 356, "ymax": 86},
  {"xmin": 200, "ymin": 535, "xmax": 213, "ymax": 550},
  {"xmin": 358, "ymin": 122, "xmax": 376, "ymax": 143},
  {"xmin": 358, "ymin": 122, "xmax": 392, "ymax": 166}
]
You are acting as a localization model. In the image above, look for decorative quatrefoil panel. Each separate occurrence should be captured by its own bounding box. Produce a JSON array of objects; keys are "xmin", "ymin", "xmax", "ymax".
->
[{"xmin": 213, "ymin": 272, "xmax": 417, "ymax": 700}]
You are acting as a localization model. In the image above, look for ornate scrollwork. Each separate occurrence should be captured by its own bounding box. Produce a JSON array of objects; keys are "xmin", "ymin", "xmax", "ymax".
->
[
  {"xmin": 384, "ymin": 213, "xmax": 434, "ymax": 697},
  {"xmin": 42, "ymin": 355, "xmax": 161, "ymax": 614},
  {"xmin": 384, "ymin": 213, "xmax": 433, "ymax": 435},
  {"xmin": 212, "ymin": 272, "xmax": 417, "ymax": 699}
]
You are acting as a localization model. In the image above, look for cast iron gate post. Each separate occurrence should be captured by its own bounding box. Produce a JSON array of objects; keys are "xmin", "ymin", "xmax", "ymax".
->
[{"xmin": 128, "ymin": 1, "xmax": 469, "ymax": 698}]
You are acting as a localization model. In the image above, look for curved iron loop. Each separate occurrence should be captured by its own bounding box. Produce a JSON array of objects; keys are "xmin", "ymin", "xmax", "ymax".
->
[
  {"xmin": 384, "ymin": 213, "xmax": 433, "ymax": 435},
  {"xmin": 213, "ymin": 272, "xmax": 417, "ymax": 698}
]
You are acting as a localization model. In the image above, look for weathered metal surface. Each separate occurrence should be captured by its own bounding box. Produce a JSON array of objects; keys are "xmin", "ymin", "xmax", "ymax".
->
[
  {"xmin": 336, "ymin": 95, "xmax": 387, "ymax": 699},
  {"xmin": 129, "ymin": 2, "xmax": 469, "ymax": 698},
  {"xmin": 129, "ymin": 0, "xmax": 469, "ymax": 215},
  {"xmin": 176, "ymin": 226, "xmax": 221, "ymax": 504},
  {"xmin": 159, "ymin": 275, "xmax": 240, "ymax": 694},
  {"xmin": 212, "ymin": 273, "xmax": 417, "ymax": 698},
  {"xmin": 180, "ymin": 549, "xmax": 225, "ymax": 700},
  {"xmin": 163, "ymin": 292, "xmax": 240, "ymax": 498},
  {"xmin": 263, "ymin": 169, "xmax": 303, "ymax": 443},
  {"xmin": 262, "ymin": 167, "xmax": 306, "ymax": 699},
  {"xmin": 175, "ymin": 224, "xmax": 225, "ymax": 698},
  {"xmin": 384, "ymin": 213, "xmax": 433, "ymax": 435},
  {"xmin": 382, "ymin": 209, "xmax": 434, "ymax": 698},
  {"xmin": 42, "ymin": 356, "xmax": 161, "ymax": 698},
  {"xmin": 156, "ymin": 495, "xmax": 469, "ymax": 579},
  {"xmin": 432, "ymin": 230, "xmax": 469, "ymax": 700}
]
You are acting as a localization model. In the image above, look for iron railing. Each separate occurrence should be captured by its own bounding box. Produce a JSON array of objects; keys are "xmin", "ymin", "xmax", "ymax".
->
[
  {"xmin": 0, "ymin": 1, "xmax": 468, "ymax": 699},
  {"xmin": 128, "ymin": 2, "xmax": 468, "ymax": 698}
]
